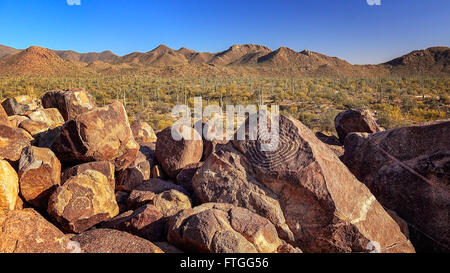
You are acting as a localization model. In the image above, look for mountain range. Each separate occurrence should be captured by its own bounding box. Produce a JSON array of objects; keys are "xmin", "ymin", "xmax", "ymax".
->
[{"xmin": 0, "ymin": 44, "xmax": 448, "ymax": 77}]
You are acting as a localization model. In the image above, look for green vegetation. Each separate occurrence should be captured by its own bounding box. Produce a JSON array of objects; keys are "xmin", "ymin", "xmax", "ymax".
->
[{"xmin": 0, "ymin": 76, "xmax": 448, "ymax": 134}]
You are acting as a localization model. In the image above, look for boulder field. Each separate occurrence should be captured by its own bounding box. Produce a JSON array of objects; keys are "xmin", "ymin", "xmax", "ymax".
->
[{"xmin": 0, "ymin": 90, "xmax": 448, "ymax": 253}]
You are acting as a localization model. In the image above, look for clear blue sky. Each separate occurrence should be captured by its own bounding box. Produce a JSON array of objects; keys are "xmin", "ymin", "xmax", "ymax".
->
[{"xmin": 0, "ymin": 0, "xmax": 449, "ymax": 64}]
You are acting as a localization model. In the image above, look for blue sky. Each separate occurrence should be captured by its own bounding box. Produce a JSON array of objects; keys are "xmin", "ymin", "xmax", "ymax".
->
[{"xmin": 0, "ymin": 0, "xmax": 449, "ymax": 64}]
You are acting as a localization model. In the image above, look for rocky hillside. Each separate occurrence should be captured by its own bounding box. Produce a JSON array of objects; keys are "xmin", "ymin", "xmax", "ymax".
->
[
  {"xmin": 0, "ymin": 46, "xmax": 88, "ymax": 77},
  {"xmin": 1, "ymin": 88, "xmax": 448, "ymax": 253},
  {"xmin": 385, "ymin": 46, "xmax": 450, "ymax": 75},
  {"xmin": 0, "ymin": 44, "xmax": 447, "ymax": 77}
]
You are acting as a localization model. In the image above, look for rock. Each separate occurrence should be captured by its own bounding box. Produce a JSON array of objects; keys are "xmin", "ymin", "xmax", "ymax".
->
[
  {"xmin": 7, "ymin": 115, "xmax": 29, "ymax": 128},
  {"xmin": 115, "ymin": 191, "xmax": 129, "ymax": 213},
  {"xmin": 127, "ymin": 188, "xmax": 156, "ymax": 210},
  {"xmin": 26, "ymin": 108, "xmax": 64, "ymax": 129},
  {"xmin": 18, "ymin": 146, "xmax": 61, "ymax": 208},
  {"xmin": 126, "ymin": 179, "xmax": 190, "ymax": 213},
  {"xmin": 342, "ymin": 119, "xmax": 450, "ymax": 252},
  {"xmin": 153, "ymin": 189, "xmax": 192, "ymax": 217},
  {"xmin": 202, "ymin": 139, "xmax": 228, "ymax": 161},
  {"xmin": 315, "ymin": 132, "xmax": 345, "ymax": 157},
  {"xmin": 0, "ymin": 124, "xmax": 31, "ymax": 162},
  {"xmin": 386, "ymin": 209, "xmax": 410, "ymax": 239},
  {"xmin": 0, "ymin": 208, "xmax": 70, "ymax": 253},
  {"xmin": 41, "ymin": 88, "xmax": 96, "ymax": 121},
  {"xmin": 155, "ymin": 125, "xmax": 203, "ymax": 178},
  {"xmin": 52, "ymin": 101, "xmax": 139, "ymax": 171},
  {"xmin": 116, "ymin": 151, "xmax": 151, "ymax": 192},
  {"xmin": 47, "ymin": 170, "xmax": 119, "ymax": 233},
  {"xmin": 176, "ymin": 162, "xmax": 203, "ymax": 194},
  {"xmin": 32, "ymin": 127, "xmax": 62, "ymax": 148},
  {"xmin": 71, "ymin": 228, "xmax": 163, "ymax": 253},
  {"xmin": 167, "ymin": 203, "xmax": 283, "ymax": 253},
  {"xmin": 61, "ymin": 161, "xmax": 115, "ymax": 190},
  {"xmin": 334, "ymin": 108, "xmax": 383, "ymax": 143},
  {"xmin": 0, "ymin": 105, "xmax": 10, "ymax": 126},
  {"xmin": 19, "ymin": 119, "xmax": 50, "ymax": 136},
  {"xmin": 139, "ymin": 142, "xmax": 156, "ymax": 166},
  {"xmin": 154, "ymin": 242, "xmax": 183, "ymax": 253},
  {"xmin": 101, "ymin": 204, "xmax": 165, "ymax": 241},
  {"xmin": 14, "ymin": 196, "xmax": 24, "ymax": 209},
  {"xmin": 193, "ymin": 114, "xmax": 415, "ymax": 253},
  {"xmin": 277, "ymin": 243, "xmax": 303, "ymax": 253},
  {"xmin": 131, "ymin": 121, "xmax": 157, "ymax": 143},
  {"xmin": 1, "ymin": 95, "xmax": 41, "ymax": 116},
  {"xmin": 0, "ymin": 160, "xmax": 19, "ymax": 210}
]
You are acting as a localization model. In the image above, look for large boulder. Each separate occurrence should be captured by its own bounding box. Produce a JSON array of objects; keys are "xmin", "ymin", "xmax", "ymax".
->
[
  {"xmin": 41, "ymin": 88, "xmax": 96, "ymax": 121},
  {"xmin": 115, "ymin": 151, "xmax": 151, "ymax": 192},
  {"xmin": 25, "ymin": 108, "xmax": 64, "ymax": 129},
  {"xmin": 71, "ymin": 228, "xmax": 163, "ymax": 253},
  {"xmin": 0, "ymin": 124, "xmax": 31, "ymax": 162},
  {"xmin": 153, "ymin": 189, "xmax": 192, "ymax": 217},
  {"xmin": 61, "ymin": 161, "xmax": 115, "ymax": 190},
  {"xmin": 126, "ymin": 179, "xmax": 191, "ymax": 216},
  {"xmin": 131, "ymin": 121, "xmax": 157, "ymax": 144},
  {"xmin": 47, "ymin": 170, "xmax": 119, "ymax": 233},
  {"xmin": 101, "ymin": 204, "xmax": 165, "ymax": 241},
  {"xmin": 343, "ymin": 119, "xmax": 450, "ymax": 252},
  {"xmin": 167, "ymin": 203, "xmax": 283, "ymax": 253},
  {"xmin": 52, "ymin": 101, "xmax": 139, "ymax": 171},
  {"xmin": 334, "ymin": 108, "xmax": 383, "ymax": 143},
  {"xmin": 155, "ymin": 125, "xmax": 203, "ymax": 178},
  {"xmin": 18, "ymin": 146, "xmax": 61, "ymax": 208},
  {"xmin": 19, "ymin": 119, "xmax": 50, "ymax": 136},
  {"xmin": 193, "ymin": 114, "xmax": 415, "ymax": 253},
  {"xmin": 1, "ymin": 95, "xmax": 41, "ymax": 116},
  {"xmin": 0, "ymin": 105, "xmax": 11, "ymax": 126},
  {"xmin": 0, "ymin": 160, "xmax": 19, "ymax": 210},
  {"xmin": 0, "ymin": 208, "xmax": 70, "ymax": 253}
]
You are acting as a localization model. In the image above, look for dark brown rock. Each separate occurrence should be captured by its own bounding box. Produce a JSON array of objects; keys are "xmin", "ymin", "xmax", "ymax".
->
[
  {"xmin": 343, "ymin": 119, "xmax": 450, "ymax": 252},
  {"xmin": 116, "ymin": 151, "xmax": 151, "ymax": 192},
  {"xmin": 0, "ymin": 124, "xmax": 31, "ymax": 162},
  {"xmin": 155, "ymin": 125, "xmax": 203, "ymax": 178},
  {"xmin": 193, "ymin": 114, "xmax": 415, "ymax": 253},
  {"xmin": 18, "ymin": 146, "xmax": 61, "ymax": 208},
  {"xmin": 101, "ymin": 204, "xmax": 165, "ymax": 241},
  {"xmin": 176, "ymin": 162, "xmax": 203, "ymax": 194},
  {"xmin": 334, "ymin": 108, "xmax": 383, "ymax": 143},
  {"xmin": 52, "ymin": 101, "xmax": 139, "ymax": 171},
  {"xmin": 41, "ymin": 88, "xmax": 96, "ymax": 121},
  {"xmin": 0, "ymin": 208, "xmax": 70, "ymax": 253},
  {"xmin": 71, "ymin": 228, "xmax": 163, "ymax": 253},
  {"xmin": 167, "ymin": 203, "xmax": 283, "ymax": 253}
]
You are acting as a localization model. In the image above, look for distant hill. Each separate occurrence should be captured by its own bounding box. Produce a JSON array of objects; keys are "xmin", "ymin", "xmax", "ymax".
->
[
  {"xmin": 0, "ymin": 46, "xmax": 87, "ymax": 76},
  {"xmin": 384, "ymin": 46, "xmax": 450, "ymax": 75},
  {"xmin": 54, "ymin": 49, "xmax": 119, "ymax": 63},
  {"xmin": 0, "ymin": 44, "xmax": 21, "ymax": 59},
  {"xmin": 0, "ymin": 44, "xmax": 448, "ymax": 77}
]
